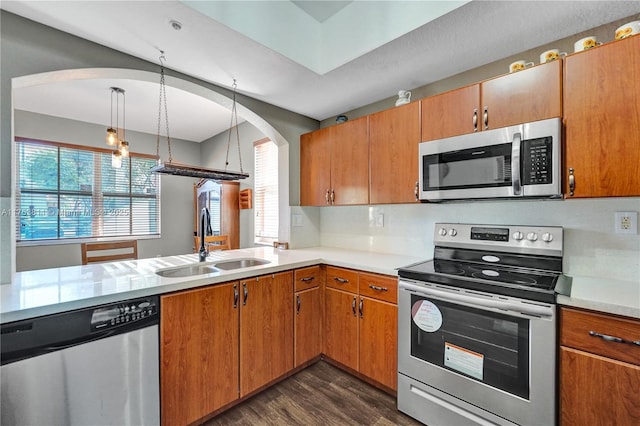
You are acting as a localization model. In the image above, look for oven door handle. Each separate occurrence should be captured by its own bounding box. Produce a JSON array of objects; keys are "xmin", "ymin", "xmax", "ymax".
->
[{"xmin": 399, "ymin": 281, "xmax": 554, "ymax": 318}]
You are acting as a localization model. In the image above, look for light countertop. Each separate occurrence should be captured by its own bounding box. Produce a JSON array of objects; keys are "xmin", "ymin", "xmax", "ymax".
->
[
  {"xmin": 2, "ymin": 246, "xmax": 638, "ymax": 324},
  {"xmin": 1, "ymin": 247, "xmax": 424, "ymax": 324}
]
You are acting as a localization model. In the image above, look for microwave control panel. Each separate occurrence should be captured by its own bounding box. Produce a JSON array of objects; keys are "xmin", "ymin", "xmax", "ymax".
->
[{"xmin": 522, "ymin": 137, "xmax": 552, "ymax": 185}]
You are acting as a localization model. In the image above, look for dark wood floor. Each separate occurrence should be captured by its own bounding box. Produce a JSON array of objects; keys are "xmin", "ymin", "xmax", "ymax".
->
[{"xmin": 204, "ymin": 361, "xmax": 423, "ymax": 425}]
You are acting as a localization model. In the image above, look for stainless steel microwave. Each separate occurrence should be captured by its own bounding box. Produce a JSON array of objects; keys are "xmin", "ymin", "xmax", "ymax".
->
[{"xmin": 418, "ymin": 117, "xmax": 562, "ymax": 202}]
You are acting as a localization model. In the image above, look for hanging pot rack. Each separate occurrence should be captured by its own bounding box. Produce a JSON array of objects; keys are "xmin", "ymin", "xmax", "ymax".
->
[{"xmin": 150, "ymin": 52, "xmax": 249, "ymax": 181}]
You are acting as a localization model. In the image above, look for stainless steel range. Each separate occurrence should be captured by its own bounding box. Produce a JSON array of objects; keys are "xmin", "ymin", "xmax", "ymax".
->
[{"xmin": 397, "ymin": 223, "xmax": 571, "ymax": 426}]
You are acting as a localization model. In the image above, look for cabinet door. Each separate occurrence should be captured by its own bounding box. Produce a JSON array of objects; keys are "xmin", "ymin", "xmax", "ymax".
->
[
  {"xmin": 421, "ymin": 84, "xmax": 480, "ymax": 141},
  {"xmin": 324, "ymin": 287, "xmax": 358, "ymax": 371},
  {"xmin": 564, "ymin": 36, "xmax": 640, "ymax": 197},
  {"xmin": 358, "ymin": 296, "xmax": 398, "ymax": 390},
  {"xmin": 481, "ymin": 60, "xmax": 562, "ymax": 130},
  {"xmin": 294, "ymin": 287, "xmax": 323, "ymax": 367},
  {"xmin": 160, "ymin": 282, "xmax": 239, "ymax": 426},
  {"xmin": 330, "ymin": 116, "xmax": 370, "ymax": 205},
  {"xmin": 300, "ymin": 127, "xmax": 332, "ymax": 206},
  {"xmin": 240, "ymin": 272, "xmax": 293, "ymax": 396},
  {"xmin": 560, "ymin": 347, "xmax": 640, "ymax": 425},
  {"xmin": 370, "ymin": 102, "xmax": 421, "ymax": 204}
]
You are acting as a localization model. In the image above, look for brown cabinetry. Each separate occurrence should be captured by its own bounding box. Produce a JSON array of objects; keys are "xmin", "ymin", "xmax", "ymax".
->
[
  {"xmin": 564, "ymin": 35, "xmax": 640, "ymax": 197},
  {"xmin": 294, "ymin": 266, "xmax": 323, "ymax": 367},
  {"xmin": 160, "ymin": 282, "xmax": 239, "ymax": 426},
  {"xmin": 369, "ymin": 101, "xmax": 421, "ymax": 203},
  {"xmin": 300, "ymin": 116, "xmax": 369, "ymax": 206},
  {"xmin": 240, "ymin": 271, "xmax": 294, "ymax": 397},
  {"xmin": 421, "ymin": 60, "xmax": 562, "ymax": 141},
  {"xmin": 324, "ymin": 267, "xmax": 398, "ymax": 391},
  {"xmin": 559, "ymin": 307, "xmax": 640, "ymax": 425}
]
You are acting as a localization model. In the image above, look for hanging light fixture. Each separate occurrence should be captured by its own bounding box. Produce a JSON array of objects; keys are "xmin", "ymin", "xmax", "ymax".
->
[
  {"xmin": 106, "ymin": 87, "xmax": 129, "ymax": 168},
  {"xmin": 150, "ymin": 52, "xmax": 249, "ymax": 180}
]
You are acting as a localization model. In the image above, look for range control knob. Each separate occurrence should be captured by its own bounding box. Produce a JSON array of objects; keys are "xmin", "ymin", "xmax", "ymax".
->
[
  {"xmin": 542, "ymin": 232, "xmax": 553, "ymax": 242},
  {"xmin": 439, "ymin": 228, "xmax": 448, "ymax": 236},
  {"xmin": 526, "ymin": 232, "xmax": 538, "ymax": 242},
  {"xmin": 448, "ymin": 228, "xmax": 457, "ymax": 237},
  {"xmin": 512, "ymin": 231, "xmax": 524, "ymax": 240}
]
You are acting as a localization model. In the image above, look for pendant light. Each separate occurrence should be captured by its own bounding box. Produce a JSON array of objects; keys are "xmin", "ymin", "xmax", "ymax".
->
[
  {"xmin": 106, "ymin": 87, "xmax": 129, "ymax": 168},
  {"xmin": 150, "ymin": 52, "xmax": 249, "ymax": 180}
]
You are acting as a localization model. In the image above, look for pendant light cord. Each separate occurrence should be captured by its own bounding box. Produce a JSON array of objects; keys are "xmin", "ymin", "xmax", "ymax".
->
[
  {"xmin": 225, "ymin": 79, "xmax": 244, "ymax": 173},
  {"xmin": 156, "ymin": 52, "xmax": 173, "ymax": 163}
]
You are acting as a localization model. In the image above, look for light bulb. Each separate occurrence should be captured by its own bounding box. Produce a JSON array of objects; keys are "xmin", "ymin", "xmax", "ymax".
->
[
  {"xmin": 112, "ymin": 149, "xmax": 122, "ymax": 168},
  {"xmin": 106, "ymin": 128, "xmax": 117, "ymax": 146},
  {"xmin": 120, "ymin": 141, "xmax": 129, "ymax": 157}
]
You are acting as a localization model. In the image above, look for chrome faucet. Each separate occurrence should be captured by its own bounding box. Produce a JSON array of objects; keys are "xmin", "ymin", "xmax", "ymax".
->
[{"xmin": 198, "ymin": 207, "xmax": 211, "ymax": 262}]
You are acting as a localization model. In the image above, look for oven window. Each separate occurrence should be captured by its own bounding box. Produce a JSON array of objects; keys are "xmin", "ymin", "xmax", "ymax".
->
[
  {"xmin": 410, "ymin": 295, "xmax": 530, "ymax": 399},
  {"xmin": 423, "ymin": 142, "xmax": 512, "ymax": 190}
]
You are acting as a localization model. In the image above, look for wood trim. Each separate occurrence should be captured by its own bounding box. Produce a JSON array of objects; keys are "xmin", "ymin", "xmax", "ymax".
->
[
  {"xmin": 15, "ymin": 136, "xmax": 159, "ymax": 159},
  {"xmin": 81, "ymin": 240, "xmax": 138, "ymax": 264}
]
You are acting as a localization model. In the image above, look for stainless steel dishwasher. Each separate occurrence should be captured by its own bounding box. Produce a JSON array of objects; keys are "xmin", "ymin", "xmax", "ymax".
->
[{"xmin": 1, "ymin": 296, "xmax": 160, "ymax": 426}]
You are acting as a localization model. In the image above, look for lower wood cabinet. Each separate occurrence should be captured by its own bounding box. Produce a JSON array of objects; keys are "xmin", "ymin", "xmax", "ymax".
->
[
  {"xmin": 294, "ymin": 266, "xmax": 323, "ymax": 367},
  {"xmin": 324, "ymin": 267, "xmax": 398, "ymax": 391},
  {"xmin": 240, "ymin": 271, "xmax": 294, "ymax": 397},
  {"xmin": 160, "ymin": 282, "xmax": 239, "ymax": 426},
  {"xmin": 560, "ymin": 307, "xmax": 640, "ymax": 425}
]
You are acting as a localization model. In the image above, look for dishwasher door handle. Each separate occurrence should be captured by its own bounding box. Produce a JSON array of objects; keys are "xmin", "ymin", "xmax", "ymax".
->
[{"xmin": 44, "ymin": 329, "xmax": 117, "ymax": 351}]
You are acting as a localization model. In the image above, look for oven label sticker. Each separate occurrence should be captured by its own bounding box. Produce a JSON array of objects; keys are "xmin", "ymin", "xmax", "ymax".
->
[
  {"xmin": 444, "ymin": 343, "xmax": 484, "ymax": 380},
  {"xmin": 411, "ymin": 300, "xmax": 442, "ymax": 332}
]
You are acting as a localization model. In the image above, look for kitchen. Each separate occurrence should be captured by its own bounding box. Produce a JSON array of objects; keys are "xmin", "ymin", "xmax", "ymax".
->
[{"xmin": 1, "ymin": 1, "xmax": 640, "ymax": 426}]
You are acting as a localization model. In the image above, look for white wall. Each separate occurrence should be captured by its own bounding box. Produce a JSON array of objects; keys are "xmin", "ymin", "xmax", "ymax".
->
[
  {"xmin": 317, "ymin": 198, "xmax": 640, "ymax": 282},
  {"xmin": 14, "ymin": 111, "xmax": 201, "ymax": 271}
]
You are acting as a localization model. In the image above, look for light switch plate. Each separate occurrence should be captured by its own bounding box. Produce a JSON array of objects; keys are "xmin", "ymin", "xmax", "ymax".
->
[{"xmin": 292, "ymin": 214, "xmax": 303, "ymax": 227}]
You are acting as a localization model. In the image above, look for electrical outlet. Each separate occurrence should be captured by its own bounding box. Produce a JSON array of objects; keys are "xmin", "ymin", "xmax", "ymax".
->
[
  {"xmin": 375, "ymin": 213, "xmax": 384, "ymax": 227},
  {"xmin": 615, "ymin": 211, "xmax": 638, "ymax": 234}
]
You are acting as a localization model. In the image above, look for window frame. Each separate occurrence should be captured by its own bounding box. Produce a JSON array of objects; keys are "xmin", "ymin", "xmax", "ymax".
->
[
  {"xmin": 14, "ymin": 137, "xmax": 160, "ymax": 245},
  {"xmin": 253, "ymin": 138, "xmax": 279, "ymax": 246}
]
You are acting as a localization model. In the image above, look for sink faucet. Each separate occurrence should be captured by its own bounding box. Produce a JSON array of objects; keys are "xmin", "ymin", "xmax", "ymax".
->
[{"xmin": 199, "ymin": 207, "xmax": 211, "ymax": 262}]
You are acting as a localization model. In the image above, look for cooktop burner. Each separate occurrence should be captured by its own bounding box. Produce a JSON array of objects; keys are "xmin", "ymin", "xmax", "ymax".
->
[{"xmin": 397, "ymin": 223, "xmax": 571, "ymax": 303}]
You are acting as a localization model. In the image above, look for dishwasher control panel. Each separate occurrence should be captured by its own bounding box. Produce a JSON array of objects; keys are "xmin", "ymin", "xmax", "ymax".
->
[{"xmin": 90, "ymin": 297, "xmax": 158, "ymax": 331}]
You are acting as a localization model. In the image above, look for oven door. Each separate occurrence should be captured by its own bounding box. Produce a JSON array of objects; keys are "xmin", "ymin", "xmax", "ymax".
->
[{"xmin": 398, "ymin": 279, "xmax": 557, "ymax": 426}]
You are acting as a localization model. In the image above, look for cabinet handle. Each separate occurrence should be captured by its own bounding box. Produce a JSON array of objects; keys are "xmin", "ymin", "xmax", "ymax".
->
[
  {"xmin": 568, "ymin": 168, "xmax": 575, "ymax": 196},
  {"xmin": 296, "ymin": 294, "xmax": 301, "ymax": 315},
  {"xmin": 243, "ymin": 283, "xmax": 248, "ymax": 305},
  {"xmin": 233, "ymin": 284, "xmax": 239, "ymax": 308},
  {"xmin": 352, "ymin": 297, "xmax": 357, "ymax": 317},
  {"xmin": 334, "ymin": 277, "xmax": 349, "ymax": 284},
  {"xmin": 589, "ymin": 331, "xmax": 640, "ymax": 346},
  {"xmin": 414, "ymin": 181, "xmax": 419, "ymax": 201},
  {"xmin": 473, "ymin": 109, "xmax": 478, "ymax": 132},
  {"xmin": 300, "ymin": 276, "xmax": 315, "ymax": 282},
  {"xmin": 359, "ymin": 298, "xmax": 364, "ymax": 318},
  {"xmin": 368, "ymin": 284, "xmax": 388, "ymax": 292},
  {"xmin": 330, "ymin": 189, "xmax": 335, "ymax": 204},
  {"xmin": 483, "ymin": 106, "xmax": 488, "ymax": 130},
  {"xmin": 325, "ymin": 189, "xmax": 330, "ymax": 204}
]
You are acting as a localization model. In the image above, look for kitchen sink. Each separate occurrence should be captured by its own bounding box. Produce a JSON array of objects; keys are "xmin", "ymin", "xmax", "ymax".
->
[
  {"xmin": 213, "ymin": 258, "xmax": 271, "ymax": 270},
  {"xmin": 156, "ymin": 263, "xmax": 219, "ymax": 278}
]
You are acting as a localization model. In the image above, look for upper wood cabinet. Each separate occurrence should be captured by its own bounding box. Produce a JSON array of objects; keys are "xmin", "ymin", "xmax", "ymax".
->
[
  {"xmin": 564, "ymin": 35, "xmax": 640, "ymax": 198},
  {"xmin": 300, "ymin": 116, "xmax": 369, "ymax": 206},
  {"xmin": 160, "ymin": 282, "xmax": 239, "ymax": 426},
  {"xmin": 369, "ymin": 102, "xmax": 421, "ymax": 204},
  {"xmin": 421, "ymin": 60, "xmax": 562, "ymax": 141}
]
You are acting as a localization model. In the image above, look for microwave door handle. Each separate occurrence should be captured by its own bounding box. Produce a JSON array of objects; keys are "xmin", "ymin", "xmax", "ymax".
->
[{"xmin": 511, "ymin": 132, "xmax": 522, "ymax": 195}]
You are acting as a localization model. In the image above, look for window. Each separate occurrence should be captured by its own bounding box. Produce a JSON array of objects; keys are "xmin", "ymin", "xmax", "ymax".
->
[
  {"xmin": 15, "ymin": 138, "xmax": 159, "ymax": 243},
  {"xmin": 254, "ymin": 139, "xmax": 278, "ymax": 245}
]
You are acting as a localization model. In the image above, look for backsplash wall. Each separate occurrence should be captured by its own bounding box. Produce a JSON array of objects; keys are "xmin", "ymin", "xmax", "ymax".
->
[{"xmin": 318, "ymin": 198, "xmax": 640, "ymax": 282}]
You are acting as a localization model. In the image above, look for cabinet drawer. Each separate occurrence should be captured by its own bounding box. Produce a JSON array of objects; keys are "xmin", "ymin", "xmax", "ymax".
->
[
  {"xmin": 561, "ymin": 308, "xmax": 640, "ymax": 366},
  {"xmin": 359, "ymin": 272, "xmax": 397, "ymax": 304},
  {"xmin": 325, "ymin": 266, "xmax": 358, "ymax": 293},
  {"xmin": 294, "ymin": 266, "xmax": 322, "ymax": 292}
]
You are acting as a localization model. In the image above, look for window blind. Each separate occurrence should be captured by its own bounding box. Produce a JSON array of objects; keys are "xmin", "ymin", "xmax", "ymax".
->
[
  {"xmin": 15, "ymin": 138, "xmax": 159, "ymax": 242},
  {"xmin": 254, "ymin": 139, "xmax": 278, "ymax": 244}
]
